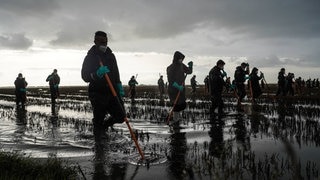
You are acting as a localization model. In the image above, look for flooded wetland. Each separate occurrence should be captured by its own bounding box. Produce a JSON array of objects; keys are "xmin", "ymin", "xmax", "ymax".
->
[{"xmin": 0, "ymin": 86, "xmax": 320, "ymax": 179}]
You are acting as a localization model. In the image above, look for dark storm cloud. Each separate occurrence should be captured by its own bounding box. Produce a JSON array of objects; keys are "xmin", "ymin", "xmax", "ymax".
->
[
  {"xmin": 0, "ymin": 33, "xmax": 33, "ymax": 49},
  {"xmin": 0, "ymin": 0, "xmax": 320, "ymax": 67}
]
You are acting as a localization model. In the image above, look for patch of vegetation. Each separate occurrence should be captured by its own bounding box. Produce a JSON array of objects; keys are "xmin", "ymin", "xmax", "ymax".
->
[{"xmin": 0, "ymin": 151, "xmax": 78, "ymax": 180}]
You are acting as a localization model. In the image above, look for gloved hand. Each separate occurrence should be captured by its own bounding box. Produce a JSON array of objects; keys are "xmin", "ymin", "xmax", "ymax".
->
[
  {"xmin": 54, "ymin": 84, "xmax": 59, "ymax": 89},
  {"xmin": 222, "ymin": 71, "xmax": 227, "ymax": 77},
  {"xmin": 116, "ymin": 83, "xmax": 125, "ymax": 97},
  {"xmin": 188, "ymin": 61, "xmax": 193, "ymax": 69},
  {"xmin": 20, "ymin": 88, "xmax": 26, "ymax": 92},
  {"xmin": 172, "ymin": 82, "xmax": 184, "ymax": 91},
  {"xmin": 96, "ymin": 66, "xmax": 110, "ymax": 78},
  {"xmin": 230, "ymin": 84, "xmax": 236, "ymax": 90},
  {"xmin": 260, "ymin": 72, "xmax": 264, "ymax": 78},
  {"xmin": 245, "ymin": 75, "xmax": 250, "ymax": 80}
]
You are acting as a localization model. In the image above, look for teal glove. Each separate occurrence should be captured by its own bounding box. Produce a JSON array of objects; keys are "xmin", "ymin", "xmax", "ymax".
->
[
  {"xmin": 245, "ymin": 75, "xmax": 250, "ymax": 80},
  {"xmin": 54, "ymin": 84, "xmax": 59, "ymax": 89},
  {"xmin": 116, "ymin": 83, "xmax": 125, "ymax": 97},
  {"xmin": 20, "ymin": 88, "xmax": 26, "ymax": 92},
  {"xmin": 188, "ymin": 61, "xmax": 193, "ymax": 69},
  {"xmin": 96, "ymin": 66, "xmax": 110, "ymax": 78},
  {"xmin": 230, "ymin": 84, "xmax": 236, "ymax": 90},
  {"xmin": 172, "ymin": 82, "xmax": 184, "ymax": 91},
  {"xmin": 222, "ymin": 71, "xmax": 227, "ymax": 77}
]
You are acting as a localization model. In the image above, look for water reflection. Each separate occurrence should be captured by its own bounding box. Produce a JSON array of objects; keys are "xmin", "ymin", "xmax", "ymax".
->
[
  {"xmin": 167, "ymin": 127, "xmax": 188, "ymax": 180},
  {"xmin": 14, "ymin": 108, "xmax": 27, "ymax": 142}
]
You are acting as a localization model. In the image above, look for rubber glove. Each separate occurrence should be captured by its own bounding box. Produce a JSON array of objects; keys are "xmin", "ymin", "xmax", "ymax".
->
[
  {"xmin": 188, "ymin": 61, "xmax": 193, "ymax": 69},
  {"xmin": 230, "ymin": 84, "xmax": 236, "ymax": 90},
  {"xmin": 245, "ymin": 75, "xmax": 250, "ymax": 80},
  {"xmin": 20, "ymin": 88, "xmax": 27, "ymax": 92},
  {"xmin": 222, "ymin": 71, "xmax": 227, "ymax": 77},
  {"xmin": 172, "ymin": 82, "xmax": 184, "ymax": 91},
  {"xmin": 116, "ymin": 83, "xmax": 125, "ymax": 97},
  {"xmin": 96, "ymin": 66, "xmax": 110, "ymax": 78}
]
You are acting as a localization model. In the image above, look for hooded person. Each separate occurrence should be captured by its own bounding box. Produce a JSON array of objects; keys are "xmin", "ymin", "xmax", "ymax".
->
[
  {"xmin": 249, "ymin": 67, "xmax": 263, "ymax": 100},
  {"xmin": 46, "ymin": 69, "xmax": 60, "ymax": 104},
  {"xmin": 166, "ymin": 51, "xmax": 193, "ymax": 123},
  {"xmin": 81, "ymin": 31, "xmax": 126, "ymax": 135}
]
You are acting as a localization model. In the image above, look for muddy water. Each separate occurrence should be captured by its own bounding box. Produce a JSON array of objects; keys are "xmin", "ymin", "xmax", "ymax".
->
[{"xmin": 1, "ymin": 93, "xmax": 320, "ymax": 179}]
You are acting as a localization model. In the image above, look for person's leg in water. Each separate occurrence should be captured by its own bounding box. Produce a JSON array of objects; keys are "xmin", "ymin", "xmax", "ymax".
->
[{"xmin": 104, "ymin": 96, "xmax": 126, "ymax": 131}]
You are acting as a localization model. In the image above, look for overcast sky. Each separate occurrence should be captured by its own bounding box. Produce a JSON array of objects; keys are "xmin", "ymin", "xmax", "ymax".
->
[{"xmin": 0, "ymin": 0, "xmax": 320, "ymax": 86}]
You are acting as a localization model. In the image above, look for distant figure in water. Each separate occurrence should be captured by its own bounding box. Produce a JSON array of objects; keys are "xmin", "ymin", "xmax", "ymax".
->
[
  {"xmin": 128, "ymin": 75, "xmax": 138, "ymax": 102},
  {"xmin": 46, "ymin": 69, "xmax": 60, "ymax": 104},
  {"xmin": 166, "ymin": 51, "xmax": 193, "ymax": 125},
  {"xmin": 81, "ymin": 31, "xmax": 126, "ymax": 137},
  {"xmin": 190, "ymin": 75, "xmax": 198, "ymax": 94},
  {"xmin": 276, "ymin": 68, "xmax": 286, "ymax": 96},
  {"xmin": 158, "ymin": 75, "xmax": 165, "ymax": 99},
  {"xmin": 14, "ymin": 73, "xmax": 28, "ymax": 109}
]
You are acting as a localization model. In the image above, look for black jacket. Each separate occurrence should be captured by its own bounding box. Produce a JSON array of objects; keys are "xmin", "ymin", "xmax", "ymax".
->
[
  {"xmin": 166, "ymin": 51, "xmax": 192, "ymax": 86},
  {"xmin": 81, "ymin": 45, "xmax": 121, "ymax": 94},
  {"xmin": 14, "ymin": 78, "xmax": 28, "ymax": 92},
  {"xmin": 46, "ymin": 73, "xmax": 60, "ymax": 87},
  {"xmin": 234, "ymin": 66, "xmax": 248, "ymax": 84},
  {"xmin": 209, "ymin": 66, "xmax": 225, "ymax": 95}
]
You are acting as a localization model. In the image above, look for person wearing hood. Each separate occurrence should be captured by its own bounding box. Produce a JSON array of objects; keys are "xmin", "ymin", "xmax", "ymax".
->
[
  {"xmin": 249, "ymin": 67, "xmax": 264, "ymax": 102},
  {"xmin": 209, "ymin": 59, "xmax": 227, "ymax": 119},
  {"xmin": 14, "ymin": 73, "xmax": 28, "ymax": 109},
  {"xmin": 234, "ymin": 62, "xmax": 250, "ymax": 110},
  {"xmin": 166, "ymin": 51, "xmax": 193, "ymax": 125},
  {"xmin": 81, "ymin": 31, "xmax": 126, "ymax": 135},
  {"xmin": 46, "ymin": 69, "xmax": 60, "ymax": 104}
]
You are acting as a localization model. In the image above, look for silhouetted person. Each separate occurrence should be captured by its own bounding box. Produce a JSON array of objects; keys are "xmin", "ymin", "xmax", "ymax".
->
[
  {"xmin": 81, "ymin": 31, "xmax": 126, "ymax": 136},
  {"xmin": 166, "ymin": 51, "xmax": 193, "ymax": 125},
  {"xmin": 286, "ymin": 73, "xmax": 295, "ymax": 96},
  {"xmin": 46, "ymin": 69, "xmax": 60, "ymax": 104},
  {"xmin": 190, "ymin": 75, "xmax": 197, "ymax": 94},
  {"xmin": 204, "ymin": 75, "xmax": 209, "ymax": 94},
  {"xmin": 276, "ymin": 68, "xmax": 286, "ymax": 96},
  {"xmin": 234, "ymin": 62, "xmax": 250, "ymax": 110},
  {"xmin": 14, "ymin": 73, "xmax": 28, "ymax": 109},
  {"xmin": 128, "ymin": 75, "xmax": 138, "ymax": 101},
  {"xmin": 249, "ymin": 67, "xmax": 264, "ymax": 102},
  {"xmin": 209, "ymin": 59, "xmax": 227, "ymax": 119},
  {"xmin": 158, "ymin": 75, "xmax": 165, "ymax": 103}
]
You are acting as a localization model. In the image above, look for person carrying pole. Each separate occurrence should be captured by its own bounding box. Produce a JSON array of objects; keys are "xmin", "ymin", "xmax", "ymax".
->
[
  {"xmin": 82, "ymin": 31, "xmax": 144, "ymax": 159},
  {"xmin": 208, "ymin": 59, "xmax": 228, "ymax": 120},
  {"xmin": 166, "ymin": 51, "xmax": 193, "ymax": 126},
  {"xmin": 46, "ymin": 69, "xmax": 60, "ymax": 104},
  {"xmin": 81, "ymin": 31, "xmax": 126, "ymax": 136},
  {"xmin": 14, "ymin": 73, "xmax": 28, "ymax": 109}
]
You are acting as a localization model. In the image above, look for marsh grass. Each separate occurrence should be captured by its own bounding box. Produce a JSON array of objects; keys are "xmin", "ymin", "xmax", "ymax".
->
[{"xmin": 0, "ymin": 151, "xmax": 78, "ymax": 180}]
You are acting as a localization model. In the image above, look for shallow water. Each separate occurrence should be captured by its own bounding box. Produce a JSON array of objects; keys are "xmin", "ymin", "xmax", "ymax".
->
[{"xmin": 1, "ymin": 93, "xmax": 320, "ymax": 179}]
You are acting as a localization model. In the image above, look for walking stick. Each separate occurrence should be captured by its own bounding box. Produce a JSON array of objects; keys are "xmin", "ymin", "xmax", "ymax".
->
[
  {"xmin": 166, "ymin": 74, "xmax": 188, "ymax": 125},
  {"xmin": 99, "ymin": 61, "xmax": 144, "ymax": 160}
]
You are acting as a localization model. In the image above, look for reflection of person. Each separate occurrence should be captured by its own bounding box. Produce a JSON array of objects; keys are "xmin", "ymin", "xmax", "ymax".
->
[
  {"xmin": 209, "ymin": 60, "xmax": 227, "ymax": 118},
  {"xmin": 167, "ymin": 131, "xmax": 188, "ymax": 180},
  {"xmin": 166, "ymin": 51, "xmax": 193, "ymax": 124},
  {"xmin": 208, "ymin": 113, "xmax": 224, "ymax": 158},
  {"xmin": 46, "ymin": 69, "xmax": 60, "ymax": 104},
  {"xmin": 81, "ymin": 31, "xmax": 126, "ymax": 136},
  {"xmin": 14, "ymin": 73, "xmax": 28, "ymax": 109}
]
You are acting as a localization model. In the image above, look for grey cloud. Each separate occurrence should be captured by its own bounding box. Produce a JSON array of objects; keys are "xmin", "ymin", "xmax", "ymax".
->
[{"xmin": 0, "ymin": 33, "xmax": 33, "ymax": 49}]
